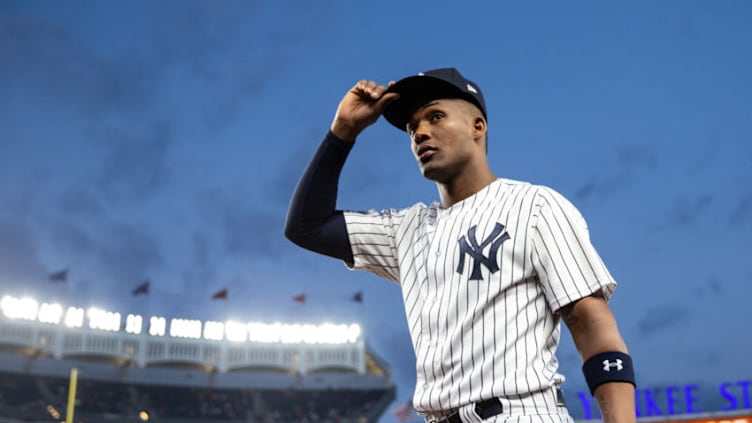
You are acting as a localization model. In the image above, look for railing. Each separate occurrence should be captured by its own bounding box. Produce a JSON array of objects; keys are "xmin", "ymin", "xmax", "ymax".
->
[{"xmin": 0, "ymin": 317, "xmax": 365, "ymax": 374}]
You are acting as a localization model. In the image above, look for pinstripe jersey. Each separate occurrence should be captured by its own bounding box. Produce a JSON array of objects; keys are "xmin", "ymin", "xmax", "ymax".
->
[{"xmin": 343, "ymin": 178, "xmax": 616, "ymax": 415}]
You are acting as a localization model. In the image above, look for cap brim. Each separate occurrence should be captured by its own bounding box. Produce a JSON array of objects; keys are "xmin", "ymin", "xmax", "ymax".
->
[{"xmin": 383, "ymin": 75, "xmax": 470, "ymax": 132}]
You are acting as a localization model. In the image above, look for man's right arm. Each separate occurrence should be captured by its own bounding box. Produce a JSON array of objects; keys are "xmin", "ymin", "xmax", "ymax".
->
[
  {"xmin": 284, "ymin": 131, "xmax": 355, "ymax": 263},
  {"xmin": 284, "ymin": 79, "xmax": 398, "ymax": 263}
]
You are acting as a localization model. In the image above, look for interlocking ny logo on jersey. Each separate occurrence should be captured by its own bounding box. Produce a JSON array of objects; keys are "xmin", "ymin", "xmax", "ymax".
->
[{"xmin": 456, "ymin": 223, "xmax": 511, "ymax": 280}]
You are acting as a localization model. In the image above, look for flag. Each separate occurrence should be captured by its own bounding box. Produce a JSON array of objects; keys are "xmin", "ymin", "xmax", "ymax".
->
[
  {"xmin": 352, "ymin": 291, "xmax": 363, "ymax": 303},
  {"xmin": 131, "ymin": 280, "xmax": 150, "ymax": 296},
  {"xmin": 292, "ymin": 293, "xmax": 306, "ymax": 304},
  {"xmin": 392, "ymin": 401, "xmax": 414, "ymax": 422},
  {"xmin": 212, "ymin": 288, "xmax": 228, "ymax": 300},
  {"xmin": 49, "ymin": 269, "xmax": 68, "ymax": 282}
]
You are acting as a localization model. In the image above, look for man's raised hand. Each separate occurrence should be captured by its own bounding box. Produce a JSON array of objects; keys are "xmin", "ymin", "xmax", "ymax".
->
[{"xmin": 330, "ymin": 80, "xmax": 398, "ymax": 142}]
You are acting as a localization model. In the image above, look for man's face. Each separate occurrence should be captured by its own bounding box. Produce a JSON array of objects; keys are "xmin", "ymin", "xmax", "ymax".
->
[{"xmin": 405, "ymin": 98, "xmax": 485, "ymax": 183}]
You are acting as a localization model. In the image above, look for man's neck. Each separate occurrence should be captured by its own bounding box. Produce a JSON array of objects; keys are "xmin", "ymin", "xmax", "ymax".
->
[{"xmin": 437, "ymin": 168, "xmax": 497, "ymax": 208}]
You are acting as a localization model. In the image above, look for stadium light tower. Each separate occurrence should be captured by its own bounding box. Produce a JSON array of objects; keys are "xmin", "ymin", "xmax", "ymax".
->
[
  {"xmin": 0, "ymin": 295, "xmax": 39, "ymax": 320},
  {"xmin": 87, "ymin": 307, "xmax": 121, "ymax": 332},
  {"xmin": 38, "ymin": 302, "xmax": 63, "ymax": 324},
  {"xmin": 149, "ymin": 316, "xmax": 166, "ymax": 336},
  {"xmin": 169, "ymin": 318, "xmax": 202, "ymax": 339},
  {"xmin": 64, "ymin": 307, "xmax": 84, "ymax": 328},
  {"xmin": 203, "ymin": 320, "xmax": 224, "ymax": 340},
  {"xmin": 225, "ymin": 321, "xmax": 248, "ymax": 342},
  {"xmin": 125, "ymin": 314, "xmax": 143, "ymax": 334}
]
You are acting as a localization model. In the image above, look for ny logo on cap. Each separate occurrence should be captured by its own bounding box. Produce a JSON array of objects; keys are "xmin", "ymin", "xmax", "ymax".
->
[{"xmin": 603, "ymin": 359, "xmax": 623, "ymax": 372}]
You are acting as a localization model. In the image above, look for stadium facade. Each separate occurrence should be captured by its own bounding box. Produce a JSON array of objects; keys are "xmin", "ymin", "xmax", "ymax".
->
[{"xmin": 0, "ymin": 295, "xmax": 396, "ymax": 423}]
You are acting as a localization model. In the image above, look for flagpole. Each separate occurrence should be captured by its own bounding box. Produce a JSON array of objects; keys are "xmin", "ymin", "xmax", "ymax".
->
[{"xmin": 65, "ymin": 367, "xmax": 78, "ymax": 423}]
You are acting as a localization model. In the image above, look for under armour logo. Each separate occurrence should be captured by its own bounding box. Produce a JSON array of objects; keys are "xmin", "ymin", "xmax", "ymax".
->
[
  {"xmin": 456, "ymin": 223, "xmax": 510, "ymax": 280},
  {"xmin": 603, "ymin": 359, "xmax": 623, "ymax": 372}
]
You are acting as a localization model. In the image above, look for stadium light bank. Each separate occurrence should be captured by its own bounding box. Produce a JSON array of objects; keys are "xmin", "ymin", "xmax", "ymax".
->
[{"xmin": 0, "ymin": 294, "xmax": 362, "ymax": 345}]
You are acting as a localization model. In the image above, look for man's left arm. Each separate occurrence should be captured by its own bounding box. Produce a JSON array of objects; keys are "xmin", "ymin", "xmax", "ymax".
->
[{"xmin": 560, "ymin": 292, "xmax": 636, "ymax": 423}]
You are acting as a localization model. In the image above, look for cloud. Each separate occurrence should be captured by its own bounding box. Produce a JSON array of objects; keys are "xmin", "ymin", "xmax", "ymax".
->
[
  {"xmin": 729, "ymin": 192, "xmax": 752, "ymax": 225},
  {"xmin": 265, "ymin": 131, "xmax": 320, "ymax": 208},
  {"xmin": 573, "ymin": 181, "xmax": 599, "ymax": 202},
  {"xmin": 87, "ymin": 120, "xmax": 174, "ymax": 203},
  {"xmin": 179, "ymin": 231, "xmax": 216, "ymax": 289},
  {"xmin": 0, "ymin": 219, "xmax": 48, "ymax": 288},
  {"xmin": 572, "ymin": 174, "xmax": 629, "ymax": 203},
  {"xmin": 221, "ymin": 206, "xmax": 285, "ymax": 257},
  {"xmin": 0, "ymin": 14, "xmax": 154, "ymax": 119},
  {"xmin": 146, "ymin": 1, "xmax": 327, "ymax": 132},
  {"xmin": 692, "ymin": 277, "xmax": 723, "ymax": 298},
  {"xmin": 45, "ymin": 218, "xmax": 163, "ymax": 297},
  {"xmin": 618, "ymin": 145, "xmax": 657, "ymax": 170},
  {"xmin": 196, "ymin": 189, "xmax": 288, "ymax": 259},
  {"xmin": 1, "ymin": 11, "xmax": 174, "ymax": 205},
  {"xmin": 57, "ymin": 189, "xmax": 106, "ymax": 219},
  {"xmin": 667, "ymin": 194, "xmax": 714, "ymax": 226},
  {"xmin": 94, "ymin": 222, "xmax": 164, "ymax": 287},
  {"xmin": 686, "ymin": 145, "xmax": 718, "ymax": 175},
  {"xmin": 573, "ymin": 145, "xmax": 658, "ymax": 203},
  {"xmin": 47, "ymin": 217, "xmax": 96, "ymax": 256},
  {"xmin": 636, "ymin": 304, "xmax": 692, "ymax": 337}
]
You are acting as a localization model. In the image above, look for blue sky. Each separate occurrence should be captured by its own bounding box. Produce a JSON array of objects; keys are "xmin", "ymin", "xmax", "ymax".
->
[{"xmin": 1, "ymin": 1, "xmax": 751, "ymax": 421}]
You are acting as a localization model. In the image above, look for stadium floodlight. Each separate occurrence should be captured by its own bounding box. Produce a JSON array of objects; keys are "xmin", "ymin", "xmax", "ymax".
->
[
  {"xmin": 149, "ymin": 316, "xmax": 166, "ymax": 336},
  {"xmin": 224, "ymin": 320, "xmax": 248, "ymax": 342},
  {"xmin": 87, "ymin": 307, "xmax": 122, "ymax": 332},
  {"xmin": 246, "ymin": 322, "xmax": 362, "ymax": 344},
  {"xmin": 203, "ymin": 320, "xmax": 224, "ymax": 341},
  {"xmin": 347, "ymin": 323, "xmax": 362, "ymax": 342},
  {"xmin": 37, "ymin": 302, "xmax": 63, "ymax": 324},
  {"xmin": 280, "ymin": 324, "xmax": 310, "ymax": 344},
  {"xmin": 169, "ymin": 318, "xmax": 201, "ymax": 339},
  {"xmin": 125, "ymin": 314, "xmax": 143, "ymax": 335},
  {"xmin": 317, "ymin": 323, "xmax": 361, "ymax": 344},
  {"xmin": 247, "ymin": 322, "xmax": 282, "ymax": 343},
  {"xmin": 1, "ymin": 295, "xmax": 39, "ymax": 321},
  {"xmin": 64, "ymin": 307, "xmax": 85, "ymax": 328}
]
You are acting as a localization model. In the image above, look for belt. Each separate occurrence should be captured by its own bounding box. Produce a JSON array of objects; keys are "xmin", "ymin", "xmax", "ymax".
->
[
  {"xmin": 435, "ymin": 397, "xmax": 503, "ymax": 423},
  {"xmin": 430, "ymin": 388, "xmax": 566, "ymax": 423}
]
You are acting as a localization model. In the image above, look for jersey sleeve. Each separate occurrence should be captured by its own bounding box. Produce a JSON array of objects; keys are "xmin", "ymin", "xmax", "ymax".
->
[
  {"xmin": 343, "ymin": 208, "xmax": 408, "ymax": 284},
  {"xmin": 530, "ymin": 186, "xmax": 616, "ymax": 312}
]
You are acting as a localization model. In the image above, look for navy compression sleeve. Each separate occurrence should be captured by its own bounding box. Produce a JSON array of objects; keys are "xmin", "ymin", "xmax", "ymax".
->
[{"xmin": 284, "ymin": 131, "xmax": 354, "ymax": 263}]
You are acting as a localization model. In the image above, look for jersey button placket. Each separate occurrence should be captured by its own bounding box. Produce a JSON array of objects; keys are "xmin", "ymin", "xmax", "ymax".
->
[
  {"xmin": 424, "ymin": 215, "xmax": 445, "ymax": 383},
  {"xmin": 414, "ymin": 217, "xmax": 434, "ymax": 366}
]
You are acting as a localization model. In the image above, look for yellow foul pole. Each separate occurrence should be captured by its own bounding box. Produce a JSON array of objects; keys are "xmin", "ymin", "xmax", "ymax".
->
[{"xmin": 66, "ymin": 367, "xmax": 78, "ymax": 423}]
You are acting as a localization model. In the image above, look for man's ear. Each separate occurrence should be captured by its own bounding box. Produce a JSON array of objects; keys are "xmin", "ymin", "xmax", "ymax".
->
[{"xmin": 472, "ymin": 116, "xmax": 487, "ymax": 139}]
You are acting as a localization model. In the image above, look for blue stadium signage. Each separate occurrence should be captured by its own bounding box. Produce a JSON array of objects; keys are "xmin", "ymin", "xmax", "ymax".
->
[{"xmin": 577, "ymin": 380, "xmax": 752, "ymax": 419}]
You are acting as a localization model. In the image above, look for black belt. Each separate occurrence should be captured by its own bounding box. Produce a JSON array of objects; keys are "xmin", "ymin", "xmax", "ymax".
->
[
  {"xmin": 435, "ymin": 397, "xmax": 503, "ymax": 423},
  {"xmin": 432, "ymin": 388, "xmax": 566, "ymax": 423}
]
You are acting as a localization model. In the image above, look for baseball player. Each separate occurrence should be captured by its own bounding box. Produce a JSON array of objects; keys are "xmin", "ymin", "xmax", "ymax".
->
[{"xmin": 285, "ymin": 68, "xmax": 636, "ymax": 423}]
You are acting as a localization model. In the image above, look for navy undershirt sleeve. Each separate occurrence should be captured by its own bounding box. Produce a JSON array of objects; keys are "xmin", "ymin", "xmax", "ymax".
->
[{"xmin": 284, "ymin": 131, "xmax": 354, "ymax": 264}]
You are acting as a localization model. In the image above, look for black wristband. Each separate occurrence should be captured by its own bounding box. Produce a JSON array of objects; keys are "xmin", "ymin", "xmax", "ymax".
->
[{"xmin": 582, "ymin": 351, "xmax": 636, "ymax": 395}]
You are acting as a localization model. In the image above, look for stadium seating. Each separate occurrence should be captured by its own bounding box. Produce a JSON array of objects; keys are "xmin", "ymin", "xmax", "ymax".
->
[{"xmin": 0, "ymin": 370, "xmax": 391, "ymax": 423}]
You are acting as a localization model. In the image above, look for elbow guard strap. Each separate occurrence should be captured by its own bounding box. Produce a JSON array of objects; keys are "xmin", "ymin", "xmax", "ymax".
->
[{"xmin": 582, "ymin": 351, "xmax": 636, "ymax": 395}]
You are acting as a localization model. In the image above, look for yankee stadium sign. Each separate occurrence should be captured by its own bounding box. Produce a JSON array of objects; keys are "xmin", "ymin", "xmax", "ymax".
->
[{"xmin": 577, "ymin": 380, "xmax": 752, "ymax": 419}]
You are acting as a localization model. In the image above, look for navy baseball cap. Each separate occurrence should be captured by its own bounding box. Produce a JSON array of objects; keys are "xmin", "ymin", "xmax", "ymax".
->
[{"xmin": 383, "ymin": 67, "xmax": 487, "ymax": 131}]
